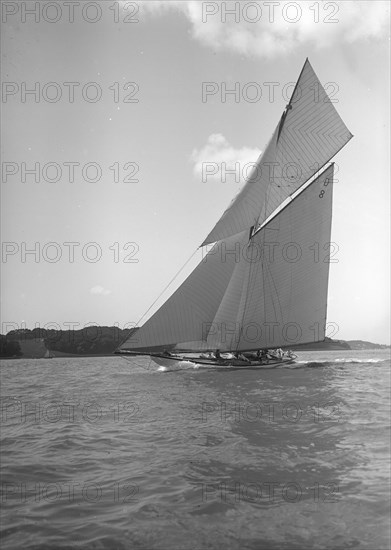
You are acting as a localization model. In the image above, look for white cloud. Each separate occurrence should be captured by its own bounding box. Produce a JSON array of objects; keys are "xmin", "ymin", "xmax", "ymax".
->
[
  {"xmin": 136, "ymin": 1, "xmax": 389, "ymax": 58},
  {"xmin": 90, "ymin": 285, "xmax": 112, "ymax": 296},
  {"xmin": 191, "ymin": 133, "xmax": 261, "ymax": 183}
]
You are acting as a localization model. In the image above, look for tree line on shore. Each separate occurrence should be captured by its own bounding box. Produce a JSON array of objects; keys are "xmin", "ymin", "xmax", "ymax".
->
[{"xmin": 0, "ymin": 326, "xmax": 135, "ymax": 357}]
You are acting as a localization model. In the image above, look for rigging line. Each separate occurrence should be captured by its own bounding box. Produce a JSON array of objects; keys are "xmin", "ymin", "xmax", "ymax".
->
[
  {"xmin": 236, "ymin": 209, "xmax": 266, "ymax": 350},
  {"xmin": 236, "ymin": 168, "xmax": 273, "ymax": 351},
  {"xmin": 259, "ymin": 146, "xmax": 285, "ymax": 341},
  {"xmin": 238, "ymin": 236, "xmax": 263, "ymax": 351},
  {"xmin": 234, "ymin": 247, "xmax": 253, "ymax": 353},
  {"xmin": 264, "ymin": 258, "xmax": 283, "ymax": 338},
  {"xmin": 135, "ymin": 246, "xmax": 200, "ymax": 328},
  {"xmin": 274, "ymin": 122, "xmax": 292, "ymax": 328},
  {"xmin": 261, "ymin": 168, "xmax": 270, "ymax": 347}
]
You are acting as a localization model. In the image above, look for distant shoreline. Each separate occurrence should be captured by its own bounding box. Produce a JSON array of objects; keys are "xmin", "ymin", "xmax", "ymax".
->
[{"xmin": 1, "ymin": 326, "xmax": 390, "ymax": 359}]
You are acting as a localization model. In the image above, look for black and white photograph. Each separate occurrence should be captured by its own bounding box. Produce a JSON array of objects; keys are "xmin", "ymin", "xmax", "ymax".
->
[{"xmin": 1, "ymin": 1, "xmax": 390, "ymax": 549}]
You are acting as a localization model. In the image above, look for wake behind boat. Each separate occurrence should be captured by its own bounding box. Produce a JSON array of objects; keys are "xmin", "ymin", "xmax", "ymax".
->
[{"xmin": 115, "ymin": 59, "xmax": 352, "ymax": 370}]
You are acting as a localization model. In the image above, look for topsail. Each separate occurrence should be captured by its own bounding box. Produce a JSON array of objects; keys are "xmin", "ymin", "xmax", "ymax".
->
[{"xmin": 202, "ymin": 59, "xmax": 352, "ymax": 246}]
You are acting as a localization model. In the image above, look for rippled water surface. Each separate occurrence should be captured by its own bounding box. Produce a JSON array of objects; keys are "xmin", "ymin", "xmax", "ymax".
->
[{"xmin": 1, "ymin": 350, "xmax": 390, "ymax": 549}]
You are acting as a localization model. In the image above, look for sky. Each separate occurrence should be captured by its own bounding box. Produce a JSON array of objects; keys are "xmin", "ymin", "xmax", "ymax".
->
[{"xmin": 1, "ymin": 0, "xmax": 390, "ymax": 344}]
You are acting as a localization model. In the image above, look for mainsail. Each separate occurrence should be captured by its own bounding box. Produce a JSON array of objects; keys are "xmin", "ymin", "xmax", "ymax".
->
[
  {"xmin": 119, "ymin": 60, "xmax": 352, "ymax": 354},
  {"xmin": 206, "ymin": 164, "xmax": 335, "ymax": 350}
]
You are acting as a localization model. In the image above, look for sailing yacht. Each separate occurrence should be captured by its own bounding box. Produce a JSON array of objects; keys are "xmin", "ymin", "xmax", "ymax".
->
[{"xmin": 116, "ymin": 59, "xmax": 352, "ymax": 369}]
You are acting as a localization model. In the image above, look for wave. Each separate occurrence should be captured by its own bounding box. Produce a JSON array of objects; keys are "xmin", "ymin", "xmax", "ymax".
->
[
  {"xmin": 157, "ymin": 360, "xmax": 197, "ymax": 372},
  {"xmin": 292, "ymin": 358, "xmax": 389, "ymax": 368},
  {"xmin": 157, "ymin": 357, "xmax": 390, "ymax": 372},
  {"xmin": 296, "ymin": 357, "xmax": 387, "ymax": 364}
]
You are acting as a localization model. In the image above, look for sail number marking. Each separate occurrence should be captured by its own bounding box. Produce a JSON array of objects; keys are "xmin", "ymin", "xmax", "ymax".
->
[{"xmin": 319, "ymin": 177, "xmax": 330, "ymax": 198}]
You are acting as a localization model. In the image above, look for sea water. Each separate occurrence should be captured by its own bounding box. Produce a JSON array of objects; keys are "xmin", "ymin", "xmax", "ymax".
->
[{"xmin": 1, "ymin": 350, "xmax": 390, "ymax": 549}]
